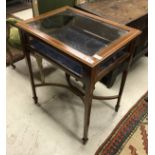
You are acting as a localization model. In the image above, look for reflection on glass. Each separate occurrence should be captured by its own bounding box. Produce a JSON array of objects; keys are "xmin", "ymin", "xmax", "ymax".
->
[{"xmin": 28, "ymin": 10, "xmax": 128, "ymax": 56}]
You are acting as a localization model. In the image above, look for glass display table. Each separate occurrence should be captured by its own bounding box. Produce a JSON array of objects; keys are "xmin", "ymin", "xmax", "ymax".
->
[{"xmin": 17, "ymin": 6, "xmax": 140, "ymax": 144}]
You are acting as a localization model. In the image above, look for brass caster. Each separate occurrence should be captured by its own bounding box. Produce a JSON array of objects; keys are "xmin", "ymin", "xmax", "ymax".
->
[
  {"xmin": 82, "ymin": 138, "xmax": 88, "ymax": 144},
  {"xmin": 33, "ymin": 96, "xmax": 39, "ymax": 105}
]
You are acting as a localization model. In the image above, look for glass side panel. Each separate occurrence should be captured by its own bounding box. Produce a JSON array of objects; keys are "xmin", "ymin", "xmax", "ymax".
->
[{"xmin": 28, "ymin": 9, "xmax": 128, "ymax": 56}]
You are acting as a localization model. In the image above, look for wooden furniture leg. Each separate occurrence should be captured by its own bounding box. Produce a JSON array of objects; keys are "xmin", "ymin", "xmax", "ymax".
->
[
  {"xmin": 82, "ymin": 89, "xmax": 93, "ymax": 144},
  {"xmin": 25, "ymin": 50, "xmax": 38, "ymax": 104},
  {"xmin": 65, "ymin": 72, "xmax": 95, "ymax": 144},
  {"xmin": 82, "ymin": 69, "xmax": 95, "ymax": 144},
  {"xmin": 115, "ymin": 70, "xmax": 128, "ymax": 112},
  {"xmin": 116, "ymin": 41, "xmax": 136, "ymax": 111},
  {"xmin": 20, "ymin": 31, "xmax": 38, "ymax": 104}
]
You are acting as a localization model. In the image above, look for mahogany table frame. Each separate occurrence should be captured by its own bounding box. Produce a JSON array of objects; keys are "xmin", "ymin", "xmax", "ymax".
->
[{"xmin": 17, "ymin": 6, "xmax": 141, "ymax": 144}]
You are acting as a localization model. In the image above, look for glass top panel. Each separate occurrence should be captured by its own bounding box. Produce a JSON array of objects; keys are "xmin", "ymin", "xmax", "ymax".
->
[{"xmin": 28, "ymin": 9, "xmax": 128, "ymax": 56}]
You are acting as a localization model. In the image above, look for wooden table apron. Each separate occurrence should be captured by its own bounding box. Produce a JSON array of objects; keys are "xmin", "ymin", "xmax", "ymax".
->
[{"xmin": 17, "ymin": 7, "xmax": 140, "ymax": 144}]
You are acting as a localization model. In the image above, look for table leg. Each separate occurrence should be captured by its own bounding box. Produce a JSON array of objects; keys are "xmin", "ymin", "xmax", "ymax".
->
[
  {"xmin": 115, "ymin": 70, "xmax": 128, "ymax": 112},
  {"xmin": 25, "ymin": 50, "xmax": 38, "ymax": 104},
  {"xmin": 20, "ymin": 30, "xmax": 38, "ymax": 105},
  {"xmin": 82, "ymin": 81, "xmax": 94, "ymax": 144},
  {"xmin": 82, "ymin": 98, "xmax": 92, "ymax": 144},
  {"xmin": 115, "ymin": 41, "xmax": 135, "ymax": 112}
]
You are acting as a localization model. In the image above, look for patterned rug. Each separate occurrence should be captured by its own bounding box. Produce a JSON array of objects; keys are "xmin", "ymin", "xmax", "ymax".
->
[{"xmin": 95, "ymin": 93, "xmax": 148, "ymax": 155}]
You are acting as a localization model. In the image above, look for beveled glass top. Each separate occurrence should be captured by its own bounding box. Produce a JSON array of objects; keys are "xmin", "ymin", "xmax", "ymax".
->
[{"xmin": 28, "ymin": 9, "xmax": 128, "ymax": 56}]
